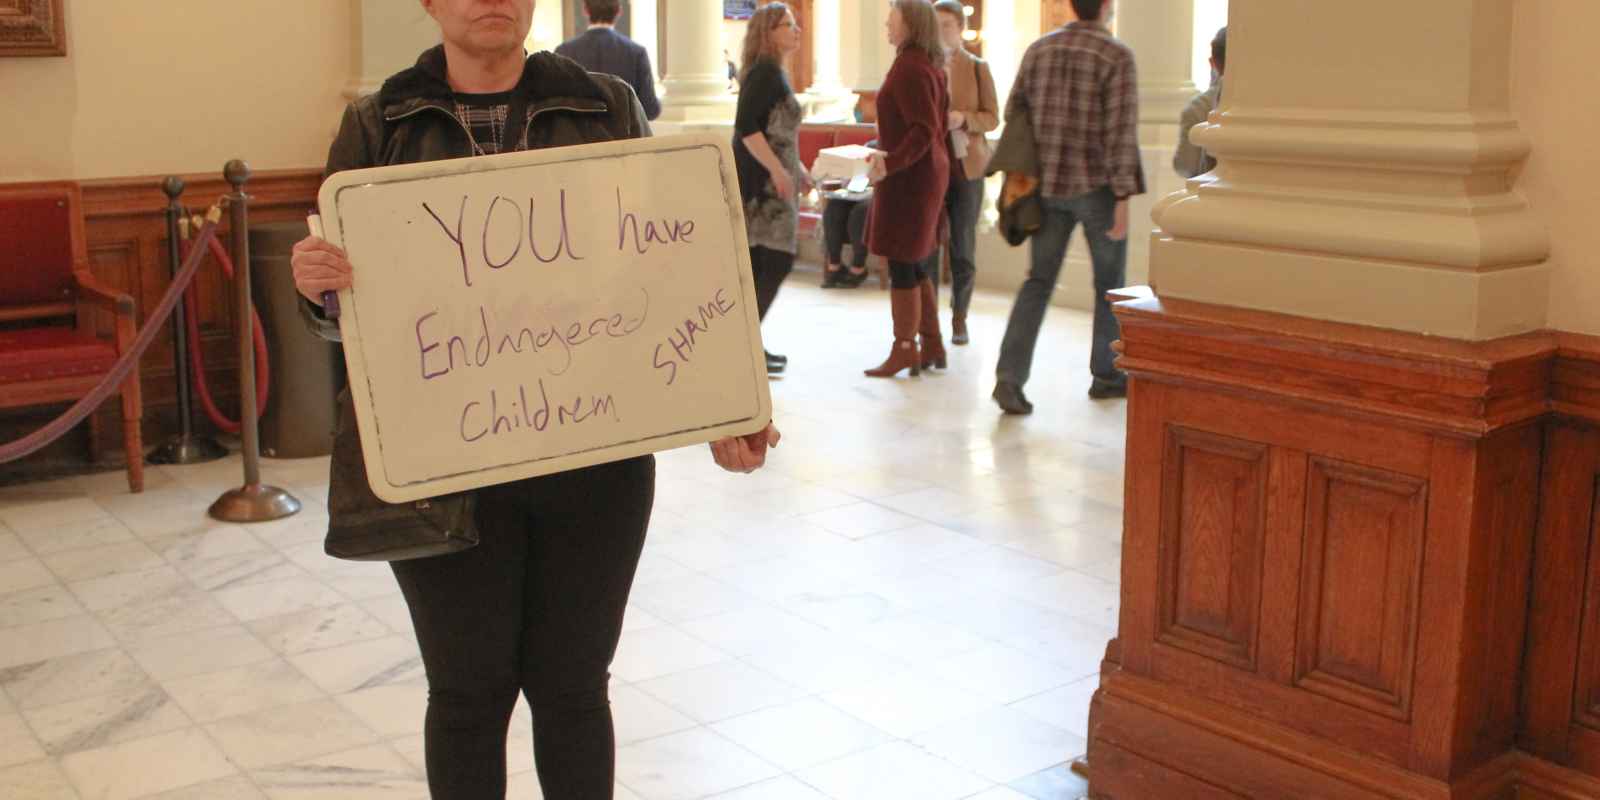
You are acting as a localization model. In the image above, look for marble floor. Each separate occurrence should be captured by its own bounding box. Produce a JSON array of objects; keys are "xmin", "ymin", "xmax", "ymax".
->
[{"xmin": 0, "ymin": 277, "xmax": 1120, "ymax": 799}]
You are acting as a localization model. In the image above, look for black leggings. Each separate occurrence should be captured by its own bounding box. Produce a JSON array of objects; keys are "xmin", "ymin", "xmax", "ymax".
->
[
  {"xmin": 750, "ymin": 245, "xmax": 794, "ymax": 321},
  {"xmin": 390, "ymin": 455, "xmax": 655, "ymax": 800},
  {"xmin": 889, "ymin": 258, "xmax": 932, "ymax": 290}
]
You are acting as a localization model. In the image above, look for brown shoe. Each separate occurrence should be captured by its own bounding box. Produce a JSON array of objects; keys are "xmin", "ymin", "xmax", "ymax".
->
[
  {"xmin": 865, "ymin": 288, "xmax": 922, "ymax": 378},
  {"xmin": 916, "ymin": 278, "xmax": 946, "ymax": 370},
  {"xmin": 951, "ymin": 314, "xmax": 969, "ymax": 346}
]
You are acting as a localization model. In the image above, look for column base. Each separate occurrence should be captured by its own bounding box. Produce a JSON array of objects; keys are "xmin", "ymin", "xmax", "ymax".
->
[
  {"xmin": 655, "ymin": 96, "xmax": 738, "ymax": 125},
  {"xmin": 799, "ymin": 86, "xmax": 858, "ymax": 122}
]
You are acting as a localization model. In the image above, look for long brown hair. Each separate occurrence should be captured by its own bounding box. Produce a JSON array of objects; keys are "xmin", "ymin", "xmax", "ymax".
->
[
  {"xmin": 740, "ymin": 3, "xmax": 792, "ymax": 83},
  {"xmin": 893, "ymin": 0, "xmax": 947, "ymax": 69}
]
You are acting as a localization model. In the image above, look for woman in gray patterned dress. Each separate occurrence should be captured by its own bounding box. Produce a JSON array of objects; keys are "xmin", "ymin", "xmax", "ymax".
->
[{"xmin": 734, "ymin": 2, "xmax": 809, "ymax": 375}]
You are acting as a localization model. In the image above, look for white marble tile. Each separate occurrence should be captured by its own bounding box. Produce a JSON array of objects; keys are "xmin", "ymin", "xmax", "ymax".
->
[
  {"xmin": 711, "ymin": 698, "xmax": 891, "ymax": 772},
  {"xmin": 327, "ymin": 573, "xmax": 401, "ymax": 601},
  {"xmin": 59, "ymin": 727, "xmax": 236, "ymax": 800},
  {"xmin": 139, "ymin": 775, "xmax": 269, "ymax": 799},
  {"xmin": 249, "ymin": 744, "xmax": 427, "ymax": 799},
  {"xmin": 0, "ymin": 532, "xmax": 30, "ymax": 563},
  {"xmin": 1002, "ymin": 569, "xmax": 1121, "ymax": 630},
  {"xmin": 23, "ymin": 685, "xmax": 191, "ymax": 756},
  {"xmin": 610, "ymin": 626, "xmax": 731, "ymax": 683},
  {"xmin": 204, "ymin": 698, "xmax": 379, "ymax": 770},
  {"xmin": 842, "ymin": 612, "xmax": 989, "ymax": 662},
  {"xmin": 0, "ymin": 758, "xmax": 81, "ymax": 799},
  {"xmin": 146, "ymin": 523, "xmax": 266, "ymax": 566},
  {"xmin": 913, "ymin": 706, "xmax": 1084, "ymax": 783},
  {"xmin": 66, "ymin": 566, "xmax": 185, "ymax": 612},
  {"xmin": 161, "ymin": 658, "xmax": 325, "ymax": 724},
  {"xmin": 931, "ymin": 644, "xmax": 1084, "ymax": 706},
  {"xmin": 739, "ymin": 633, "xmax": 910, "ymax": 695},
  {"xmin": 0, "ymin": 585, "xmax": 83, "ymax": 629},
  {"xmin": 798, "ymin": 502, "xmax": 921, "ymax": 539},
  {"xmin": 0, "ymin": 498, "xmax": 110, "ymax": 532},
  {"xmin": 247, "ymin": 603, "xmax": 392, "ymax": 656},
  {"xmin": 0, "ymin": 617, "xmax": 116, "ymax": 671},
  {"xmin": 967, "ymin": 788, "xmax": 1036, "ymax": 800},
  {"xmin": 798, "ymin": 741, "xmax": 990, "ymax": 800},
  {"xmin": 635, "ymin": 661, "xmax": 804, "ymax": 724},
  {"xmin": 41, "ymin": 542, "xmax": 165, "ymax": 583},
  {"xmin": 12, "ymin": 516, "xmax": 136, "ymax": 558},
  {"xmin": 179, "ymin": 550, "xmax": 307, "ymax": 592},
  {"xmin": 1009, "ymin": 764, "xmax": 1090, "ymax": 800},
  {"xmin": 707, "ymin": 776, "xmax": 832, "ymax": 800},
  {"xmin": 1000, "ymin": 529, "xmax": 1125, "ymax": 571},
  {"xmin": 0, "ymin": 713, "xmax": 46, "ymax": 768},
  {"xmin": 0, "ymin": 559, "xmax": 57, "ymax": 595},
  {"xmin": 615, "ymin": 728, "xmax": 780, "ymax": 800},
  {"xmin": 629, "ymin": 574, "xmax": 760, "ymax": 624},
  {"xmin": 928, "ymin": 546, "xmax": 1064, "ymax": 590},
  {"xmin": 0, "ymin": 647, "xmax": 149, "ymax": 711},
  {"xmin": 612, "ymin": 684, "xmax": 698, "ymax": 746},
  {"xmin": 822, "ymin": 670, "xmax": 995, "ymax": 739},
  {"xmin": 214, "ymin": 576, "xmax": 349, "ymax": 623},
  {"xmin": 621, "ymin": 605, "xmax": 668, "ymax": 634},
  {"xmin": 333, "ymin": 682, "xmax": 427, "ymax": 738},
  {"xmin": 358, "ymin": 595, "xmax": 415, "ymax": 635},
  {"xmin": 124, "ymin": 625, "xmax": 275, "ymax": 681},
  {"xmin": 247, "ymin": 513, "xmax": 331, "ymax": 551},
  {"xmin": 1009, "ymin": 677, "xmax": 1098, "ymax": 739},
  {"xmin": 93, "ymin": 583, "xmax": 238, "ymax": 646},
  {"xmin": 677, "ymin": 606, "xmax": 831, "ymax": 658},
  {"xmin": 286, "ymin": 635, "xmax": 423, "ymax": 695}
]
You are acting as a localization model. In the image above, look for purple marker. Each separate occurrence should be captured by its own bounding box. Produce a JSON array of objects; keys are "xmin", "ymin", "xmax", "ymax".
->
[{"xmin": 305, "ymin": 213, "xmax": 341, "ymax": 319}]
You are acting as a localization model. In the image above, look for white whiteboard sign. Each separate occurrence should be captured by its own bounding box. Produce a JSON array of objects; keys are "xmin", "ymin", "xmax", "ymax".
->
[{"xmin": 319, "ymin": 134, "xmax": 771, "ymax": 503}]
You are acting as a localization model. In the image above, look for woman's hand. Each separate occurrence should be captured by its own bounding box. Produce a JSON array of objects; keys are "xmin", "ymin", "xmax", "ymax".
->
[
  {"xmin": 770, "ymin": 170, "xmax": 796, "ymax": 199},
  {"xmin": 799, "ymin": 171, "xmax": 816, "ymax": 194},
  {"xmin": 948, "ymin": 110, "xmax": 967, "ymax": 131},
  {"xmin": 867, "ymin": 152, "xmax": 888, "ymax": 184},
  {"xmin": 291, "ymin": 235, "xmax": 353, "ymax": 305},
  {"xmin": 710, "ymin": 424, "xmax": 781, "ymax": 473}
]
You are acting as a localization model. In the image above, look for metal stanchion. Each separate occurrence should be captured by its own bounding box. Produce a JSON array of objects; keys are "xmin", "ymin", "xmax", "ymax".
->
[
  {"xmin": 209, "ymin": 160, "xmax": 301, "ymax": 523},
  {"xmin": 148, "ymin": 176, "xmax": 228, "ymax": 465}
]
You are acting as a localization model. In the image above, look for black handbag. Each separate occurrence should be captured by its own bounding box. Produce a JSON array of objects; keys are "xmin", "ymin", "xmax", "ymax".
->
[{"xmin": 323, "ymin": 391, "xmax": 479, "ymax": 561}]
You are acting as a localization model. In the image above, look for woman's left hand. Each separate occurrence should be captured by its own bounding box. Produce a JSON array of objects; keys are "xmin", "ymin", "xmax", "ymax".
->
[
  {"xmin": 710, "ymin": 423, "xmax": 782, "ymax": 473},
  {"xmin": 867, "ymin": 153, "xmax": 888, "ymax": 184}
]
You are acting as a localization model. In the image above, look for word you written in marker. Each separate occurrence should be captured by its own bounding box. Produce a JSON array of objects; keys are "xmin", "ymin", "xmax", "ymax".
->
[{"xmin": 419, "ymin": 187, "xmax": 697, "ymax": 287}]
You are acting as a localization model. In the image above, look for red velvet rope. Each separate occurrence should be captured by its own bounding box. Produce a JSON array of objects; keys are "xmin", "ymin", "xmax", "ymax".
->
[
  {"xmin": 181, "ymin": 234, "xmax": 270, "ymax": 434},
  {"xmin": 0, "ymin": 220, "xmax": 221, "ymax": 465}
]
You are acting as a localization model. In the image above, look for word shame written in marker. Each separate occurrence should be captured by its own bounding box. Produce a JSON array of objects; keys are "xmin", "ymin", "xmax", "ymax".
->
[{"xmin": 652, "ymin": 288, "xmax": 738, "ymax": 386}]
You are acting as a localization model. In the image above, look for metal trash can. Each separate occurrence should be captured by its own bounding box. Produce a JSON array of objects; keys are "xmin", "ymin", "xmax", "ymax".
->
[{"xmin": 251, "ymin": 221, "xmax": 341, "ymax": 458}]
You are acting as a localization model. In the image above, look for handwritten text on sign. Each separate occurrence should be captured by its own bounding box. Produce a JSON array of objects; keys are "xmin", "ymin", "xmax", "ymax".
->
[{"xmin": 320, "ymin": 135, "xmax": 771, "ymax": 503}]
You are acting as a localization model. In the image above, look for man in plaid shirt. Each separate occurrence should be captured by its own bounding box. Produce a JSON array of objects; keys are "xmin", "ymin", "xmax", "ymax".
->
[{"xmin": 994, "ymin": 0, "xmax": 1145, "ymax": 414}]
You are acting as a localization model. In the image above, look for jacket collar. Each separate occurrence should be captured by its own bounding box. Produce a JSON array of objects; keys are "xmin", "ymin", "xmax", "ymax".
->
[{"xmin": 379, "ymin": 45, "xmax": 611, "ymax": 121}]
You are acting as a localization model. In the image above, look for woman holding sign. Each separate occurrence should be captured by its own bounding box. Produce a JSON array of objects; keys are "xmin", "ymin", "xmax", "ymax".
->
[
  {"xmin": 865, "ymin": 0, "xmax": 952, "ymax": 378},
  {"xmin": 733, "ymin": 2, "xmax": 810, "ymax": 376},
  {"xmin": 288, "ymin": 1, "xmax": 778, "ymax": 798}
]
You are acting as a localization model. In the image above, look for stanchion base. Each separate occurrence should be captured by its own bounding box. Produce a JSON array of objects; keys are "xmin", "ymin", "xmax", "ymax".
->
[
  {"xmin": 209, "ymin": 483, "xmax": 301, "ymax": 523},
  {"xmin": 147, "ymin": 435, "xmax": 229, "ymax": 465}
]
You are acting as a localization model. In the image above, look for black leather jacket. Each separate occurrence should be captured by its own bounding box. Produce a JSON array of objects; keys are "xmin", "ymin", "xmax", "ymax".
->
[{"xmin": 301, "ymin": 44, "xmax": 651, "ymax": 342}]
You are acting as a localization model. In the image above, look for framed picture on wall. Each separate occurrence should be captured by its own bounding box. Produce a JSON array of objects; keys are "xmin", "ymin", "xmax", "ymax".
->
[
  {"xmin": 0, "ymin": 0, "xmax": 67, "ymax": 57},
  {"xmin": 725, "ymin": 0, "xmax": 757, "ymax": 20}
]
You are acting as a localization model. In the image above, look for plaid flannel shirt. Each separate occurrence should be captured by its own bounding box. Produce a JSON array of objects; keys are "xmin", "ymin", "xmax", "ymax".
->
[{"xmin": 1006, "ymin": 21, "xmax": 1145, "ymax": 201}]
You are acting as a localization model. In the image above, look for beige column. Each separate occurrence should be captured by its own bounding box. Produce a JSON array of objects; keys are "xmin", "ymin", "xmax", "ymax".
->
[
  {"xmin": 658, "ymin": 0, "xmax": 736, "ymax": 123},
  {"xmin": 1150, "ymin": 0, "xmax": 1548, "ymax": 340},
  {"xmin": 344, "ymin": 0, "xmax": 440, "ymax": 99},
  {"xmin": 801, "ymin": 0, "xmax": 857, "ymax": 120}
]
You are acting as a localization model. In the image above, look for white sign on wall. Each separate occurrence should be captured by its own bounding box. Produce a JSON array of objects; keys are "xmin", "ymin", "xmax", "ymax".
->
[{"xmin": 319, "ymin": 134, "xmax": 772, "ymax": 503}]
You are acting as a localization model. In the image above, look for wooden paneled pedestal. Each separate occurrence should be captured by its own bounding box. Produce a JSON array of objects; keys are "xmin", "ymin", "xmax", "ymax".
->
[{"xmin": 1087, "ymin": 294, "xmax": 1600, "ymax": 799}]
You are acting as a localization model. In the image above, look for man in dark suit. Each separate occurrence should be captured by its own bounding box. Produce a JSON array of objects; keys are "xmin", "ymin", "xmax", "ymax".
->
[{"xmin": 555, "ymin": 0, "xmax": 661, "ymax": 120}]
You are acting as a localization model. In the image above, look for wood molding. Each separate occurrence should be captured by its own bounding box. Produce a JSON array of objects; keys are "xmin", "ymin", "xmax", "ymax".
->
[
  {"xmin": 80, "ymin": 169, "xmax": 322, "ymax": 219},
  {"xmin": 0, "ymin": 0, "xmax": 66, "ymax": 57}
]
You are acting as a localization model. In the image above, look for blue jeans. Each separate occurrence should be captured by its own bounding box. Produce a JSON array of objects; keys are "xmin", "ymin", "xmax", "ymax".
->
[{"xmin": 996, "ymin": 186, "xmax": 1126, "ymax": 388}]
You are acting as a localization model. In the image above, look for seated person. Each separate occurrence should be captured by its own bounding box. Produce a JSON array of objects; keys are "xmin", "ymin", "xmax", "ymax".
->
[{"xmin": 822, "ymin": 196, "xmax": 871, "ymax": 288}]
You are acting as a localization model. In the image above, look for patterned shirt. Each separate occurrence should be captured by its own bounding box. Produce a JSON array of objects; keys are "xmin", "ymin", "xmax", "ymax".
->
[
  {"xmin": 1005, "ymin": 21, "xmax": 1145, "ymax": 200},
  {"xmin": 453, "ymin": 91, "xmax": 528, "ymax": 156}
]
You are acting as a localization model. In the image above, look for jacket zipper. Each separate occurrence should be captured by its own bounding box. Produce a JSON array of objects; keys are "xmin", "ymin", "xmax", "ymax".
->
[{"xmin": 386, "ymin": 102, "xmax": 609, "ymax": 155}]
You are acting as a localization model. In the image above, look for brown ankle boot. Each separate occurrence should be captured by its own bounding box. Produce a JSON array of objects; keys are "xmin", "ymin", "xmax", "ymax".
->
[
  {"xmin": 917, "ymin": 278, "xmax": 947, "ymax": 370},
  {"xmin": 865, "ymin": 287, "xmax": 922, "ymax": 378},
  {"xmin": 951, "ymin": 313, "xmax": 969, "ymax": 346}
]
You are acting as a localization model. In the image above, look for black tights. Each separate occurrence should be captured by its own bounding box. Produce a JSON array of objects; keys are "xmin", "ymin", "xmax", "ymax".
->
[
  {"xmin": 750, "ymin": 245, "xmax": 794, "ymax": 320},
  {"xmin": 390, "ymin": 456, "xmax": 655, "ymax": 800},
  {"xmin": 889, "ymin": 258, "xmax": 931, "ymax": 290}
]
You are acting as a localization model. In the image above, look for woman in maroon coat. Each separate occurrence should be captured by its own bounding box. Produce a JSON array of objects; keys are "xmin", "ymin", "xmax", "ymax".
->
[{"xmin": 865, "ymin": 0, "xmax": 952, "ymax": 378}]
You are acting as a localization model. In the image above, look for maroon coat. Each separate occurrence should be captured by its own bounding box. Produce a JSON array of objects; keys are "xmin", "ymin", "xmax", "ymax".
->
[{"xmin": 868, "ymin": 48, "xmax": 951, "ymax": 264}]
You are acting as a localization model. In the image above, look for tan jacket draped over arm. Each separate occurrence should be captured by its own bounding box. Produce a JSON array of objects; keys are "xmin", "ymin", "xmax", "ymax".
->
[{"xmin": 947, "ymin": 48, "xmax": 1000, "ymax": 180}]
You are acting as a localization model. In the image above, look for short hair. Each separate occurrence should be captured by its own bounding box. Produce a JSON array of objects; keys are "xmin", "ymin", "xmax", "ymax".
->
[
  {"xmin": 933, "ymin": 0, "xmax": 967, "ymax": 29},
  {"xmin": 1211, "ymin": 26, "xmax": 1228, "ymax": 71},
  {"xmin": 893, "ymin": 0, "xmax": 948, "ymax": 69},
  {"xmin": 584, "ymin": 0, "xmax": 620, "ymax": 24},
  {"xmin": 1069, "ymin": 0, "xmax": 1103, "ymax": 21}
]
